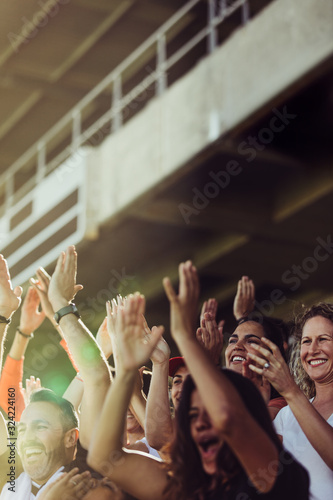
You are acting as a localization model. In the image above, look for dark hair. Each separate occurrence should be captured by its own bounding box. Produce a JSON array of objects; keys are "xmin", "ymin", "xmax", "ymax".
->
[
  {"xmin": 290, "ymin": 302, "xmax": 333, "ymax": 398},
  {"xmin": 30, "ymin": 388, "xmax": 79, "ymax": 432},
  {"xmin": 164, "ymin": 369, "xmax": 282, "ymax": 500},
  {"xmin": 234, "ymin": 317, "xmax": 286, "ymax": 400}
]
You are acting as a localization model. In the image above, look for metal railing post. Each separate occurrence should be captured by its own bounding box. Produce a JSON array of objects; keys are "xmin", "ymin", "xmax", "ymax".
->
[
  {"xmin": 112, "ymin": 75, "xmax": 123, "ymax": 132},
  {"xmin": 37, "ymin": 142, "xmax": 46, "ymax": 183},
  {"xmin": 208, "ymin": 0, "xmax": 218, "ymax": 53},
  {"xmin": 156, "ymin": 34, "xmax": 167, "ymax": 96},
  {"xmin": 5, "ymin": 175, "xmax": 14, "ymax": 211},
  {"xmin": 242, "ymin": 0, "xmax": 250, "ymax": 24},
  {"xmin": 72, "ymin": 110, "xmax": 82, "ymax": 150}
]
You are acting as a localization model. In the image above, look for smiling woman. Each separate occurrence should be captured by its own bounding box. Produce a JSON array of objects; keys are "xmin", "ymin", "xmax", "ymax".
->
[{"xmin": 247, "ymin": 303, "xmax": 333, "ymax": 500}]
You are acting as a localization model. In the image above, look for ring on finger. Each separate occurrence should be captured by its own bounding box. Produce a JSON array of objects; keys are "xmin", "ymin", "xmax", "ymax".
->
[
  {"xmin": 71, "ymin": 480, "xmax": 77, "ymax": 486},
  {"xmin": 263, "ymin": 362, "xmax": 270, "ymax": 370}
]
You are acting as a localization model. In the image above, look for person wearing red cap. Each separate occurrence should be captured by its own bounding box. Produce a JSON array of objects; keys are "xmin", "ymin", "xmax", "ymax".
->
[{"xmin": 168, "ymin": 357, "xmax": 189, "ymax": 410}]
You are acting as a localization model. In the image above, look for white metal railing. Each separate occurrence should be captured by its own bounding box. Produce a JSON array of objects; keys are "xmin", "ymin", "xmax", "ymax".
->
[{"xmin": 0, "ymin": 0, "xmax": 252, "ymax": 216}]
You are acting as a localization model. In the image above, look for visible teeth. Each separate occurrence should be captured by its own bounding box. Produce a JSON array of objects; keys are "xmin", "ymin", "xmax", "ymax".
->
[
  {"xmin": 25, "ymin": 448, "xmax": 42, "ymax": 457},
  {"xmin": 232, "ymin": 356, "xmax": 245, "ymax": 362},
  {"xmin": 309, "ymin": 360, "xmax": 327, "ymax": 366}
]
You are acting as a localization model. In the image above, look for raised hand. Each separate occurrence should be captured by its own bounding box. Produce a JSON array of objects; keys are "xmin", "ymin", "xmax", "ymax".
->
[
  {"xmin": 0, "ymin": 254, "xmax": 22, "ymax": 320},
  {"xmin": 233, "ymin": 276, "xmax": 255, "ymax": 321},
  {"xmin": 106, "ymin": 295, "xmax": 124, "ymax": 370},
  {"xmin": 196, "ymin": 313, "xmax": 224, "ymax": 365},
  {"xmin": 37, "ymin": 468, "xmax": 91, "ymax": 500},
  {"xmin": 21, "ymin": 375, "xmax": 41, "ymax": 406},
  {"xmin": 108, "ymin": 293, "xmax": 163, "ymax": 373},
  {"xmin": 242, "ymin": 358, "xmax": 271, "ymax": 404},
  {"xmin": 96, "ymin": 317, "xmax": 113, "ymax": 359},
  {"xmin": 200, "ymin": 298, "xmax": 218, "ymax": 325},
  {"xmin": 48, "ymin": 246, "xmax": 83, "ymax": 310},
  {"xmin": 163, "ymin": 260, "xmax": 199, "ymax": 341},
  {"xmin": 30, "ymin": 267, "xmax": 56, "ymax": 324},
  {"xmin": 150, "ymin": 335, "xmax": 170, "ymax": 365},
  {"xmin": 247, "ymin": 337, "xmax": 297, "ymax": 398},
  {"xmin": 19, "ymin": 286, "xmax": 45, "ymax": 335}
]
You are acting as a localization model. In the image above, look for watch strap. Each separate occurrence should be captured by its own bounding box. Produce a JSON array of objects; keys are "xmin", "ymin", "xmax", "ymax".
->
[{"xmin": 54, "ymin": 303, "xmax": 80, "ymax": 324}]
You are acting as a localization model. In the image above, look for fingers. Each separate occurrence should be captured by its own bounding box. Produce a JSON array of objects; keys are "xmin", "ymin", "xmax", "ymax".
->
[
  {"xmin": 162, "ymin": 277, "xmax": 177, "ymax": 303},
  {"xmin": 13, "ymin": 285, "xmax": 23, "ymax": 299},
  {"xmin": 55, "ymin": 251, "xmax": 65, "ymax": 274},
  {"xmin": 36, "ymin": 268, "xmax": 51, "ymax": 290}
]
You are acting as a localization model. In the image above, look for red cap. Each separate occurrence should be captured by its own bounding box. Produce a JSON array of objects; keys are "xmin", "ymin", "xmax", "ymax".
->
[{"xmin": 169, "ymin": 356, "xmax": 186, "ymax": 377}]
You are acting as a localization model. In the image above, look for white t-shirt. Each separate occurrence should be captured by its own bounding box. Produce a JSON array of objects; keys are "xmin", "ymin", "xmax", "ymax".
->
[
  {"xmin": 136, "ymin": 436, "xmax": 161, "ymax": 459},
  {"xmin": 274, "ymin": 404, "xmax": 333, "ymax": 500}
]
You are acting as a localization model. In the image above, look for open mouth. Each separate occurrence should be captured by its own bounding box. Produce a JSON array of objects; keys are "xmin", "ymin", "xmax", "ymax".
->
[
  {"xmin": 308, "ymin": 359, "xmax": 327, "ymax": 367},
  {"xmin": 24, "ymin": 448, "xmax": 44, "ymax": 461},
  {"xmin": 231, "ymin": 355, "xmax": 246, "ymax": 363},
  {"xmin": 198, "ymin": 437, "xmax": 220, "ymax": 459}
]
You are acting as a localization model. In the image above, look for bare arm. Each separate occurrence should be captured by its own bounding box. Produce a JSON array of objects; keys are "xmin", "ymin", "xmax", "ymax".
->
[
  {"xmin": 163, "ymin": 262, "xmax": 279, "ymax": 493},
  {"xmin": 145, "ymin": 336, "xmax": 173, "ymax": 451},
  {"xmin": 48, "ymin": 246, "xmax": 111, "ymax": 449},
  {"xmin": 249, "ymin": 338, "xmax": 333, "ymax": 470},
  {"xmin": 62, "ymin": 375, "xmax": 84, "ymax": 414},
  {"xmin": 0, "ymin": 254, "xmax": 22, "ymax": 368},
  {"xmin": 88, "ymin": 294, "xmax": 166, "ymax": 500}
]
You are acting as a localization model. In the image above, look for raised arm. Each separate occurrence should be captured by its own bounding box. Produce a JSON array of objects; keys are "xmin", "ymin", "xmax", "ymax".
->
[
  {"xmin": 248, "ymin": 338, "xmax": 333, "ymax": 469},
  {"xmin": 145, "ymin": 333, "xmax": 172, "ymax": 452},
  {"xmin": 163, "ymin": 262, "xmax": 279, "ymax": 493},
  {"xmin": 88, "ymin": 294, "xmax": 166, "ymax": 500},
  {"xmin": 0, "ymin": 254, "xmax": 22, "ymax": 368},
  {"xmin": 48, "ymin": 245, "xmax": 111, "ymax": 449}
]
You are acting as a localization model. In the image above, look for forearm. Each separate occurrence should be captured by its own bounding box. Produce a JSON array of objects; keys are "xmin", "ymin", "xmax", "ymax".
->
[
  {"xmin": 0, "ymin": 355, "xmax": 25, "ymax": 419},
  {"xmin": 145, "ymin": 361, "xmax": 173, "ymax": 450},
  {"xmin": 284, "ymin": 388, "xmax": 333, "ymax": 469},
  {"xmin": 54, "ymin": 312, "xmax": 111, "ymax": 448},
  {"xmin": 55, "ymin": 312, "xmax": 110, "ymax": 382},
  {"xmin": 0, "ymin": 324, "xmax": 9, "ymax": 370},
  {"xmin": 175, "ymin": 334, "xmax": 247, "ymax": 431},
  {"xmin": 130, "ymin": 390, "xmax": 147, "ymax": 431},
  {"xmin": 8, "ymin": 330, "xmax": 31, "ymax": 361},
  {"xmin": 89, "ymin": 369, "xmax": 136, "ymax": 466},
  {"xmin": 63, "ymin": 375, "xmax": 84, "ymax": 413}
]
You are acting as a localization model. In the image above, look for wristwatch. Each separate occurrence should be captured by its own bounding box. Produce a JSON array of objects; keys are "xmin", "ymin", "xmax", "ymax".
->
[{"xmin": 54, "ymin": 303, "xmax": 80, "ymax": 324}]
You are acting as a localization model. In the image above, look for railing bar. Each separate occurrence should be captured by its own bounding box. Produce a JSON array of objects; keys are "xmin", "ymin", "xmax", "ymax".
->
[
  {"xmin": 0, "ymin": 0, "xmax": 201, "ymax": 187},
  {"xmin": 165, "ymin": 27, "xmax": 210, "ymax": 71},
  {"xmin": 214, "ymin": 0, "xmax": 247, "ymax": 24}
]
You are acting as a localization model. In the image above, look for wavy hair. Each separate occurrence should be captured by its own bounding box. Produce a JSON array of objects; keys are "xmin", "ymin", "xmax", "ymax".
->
[
  {"xmin": 163, "ymin": 369, "xmax": 282, "ymax": 500},
  {"xmin": 289, "ymin": 302, "xmax": 333, "ymax": 399}
]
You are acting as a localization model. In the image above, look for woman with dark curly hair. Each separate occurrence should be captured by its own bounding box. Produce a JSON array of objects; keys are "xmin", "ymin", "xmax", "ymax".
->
[
  {"xmin": 248, "ymin": 302, "xmax": 333, "ymax": 500},
  {"xmin": 88, "ymin": 264, "xmax": 309, "ymax": 500}
]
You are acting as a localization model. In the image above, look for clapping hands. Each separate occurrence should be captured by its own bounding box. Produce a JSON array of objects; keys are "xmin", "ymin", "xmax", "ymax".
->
[{"xmin": 106, "ymin": 293, "xmax": 163, "ymax": 373}]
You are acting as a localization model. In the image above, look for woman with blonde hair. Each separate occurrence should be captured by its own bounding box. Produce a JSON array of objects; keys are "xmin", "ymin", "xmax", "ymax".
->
[{"xmin": 248, "ymin": 302, "xmax": 333, "ymax": 500}]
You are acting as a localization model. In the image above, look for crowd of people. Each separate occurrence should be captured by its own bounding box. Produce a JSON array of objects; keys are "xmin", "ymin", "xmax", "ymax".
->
[{"xmin": 0, "ymin": 245, "xmax": 332, "ymax": 499}]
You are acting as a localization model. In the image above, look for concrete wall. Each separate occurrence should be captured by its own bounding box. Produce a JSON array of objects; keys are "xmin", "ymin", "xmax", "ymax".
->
[{"xmin": 86, "ymin": 0, "xmax": 333, "ymax": 227}]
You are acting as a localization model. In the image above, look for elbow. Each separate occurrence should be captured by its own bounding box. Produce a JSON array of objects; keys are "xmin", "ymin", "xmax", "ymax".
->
[
  {"xmin": 87, "ymin": 449, "xmax": 111, "ymax": 477},
  {"xmin": 145, "ymin": 433, "xmax": 165, "ymax": 452}
]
